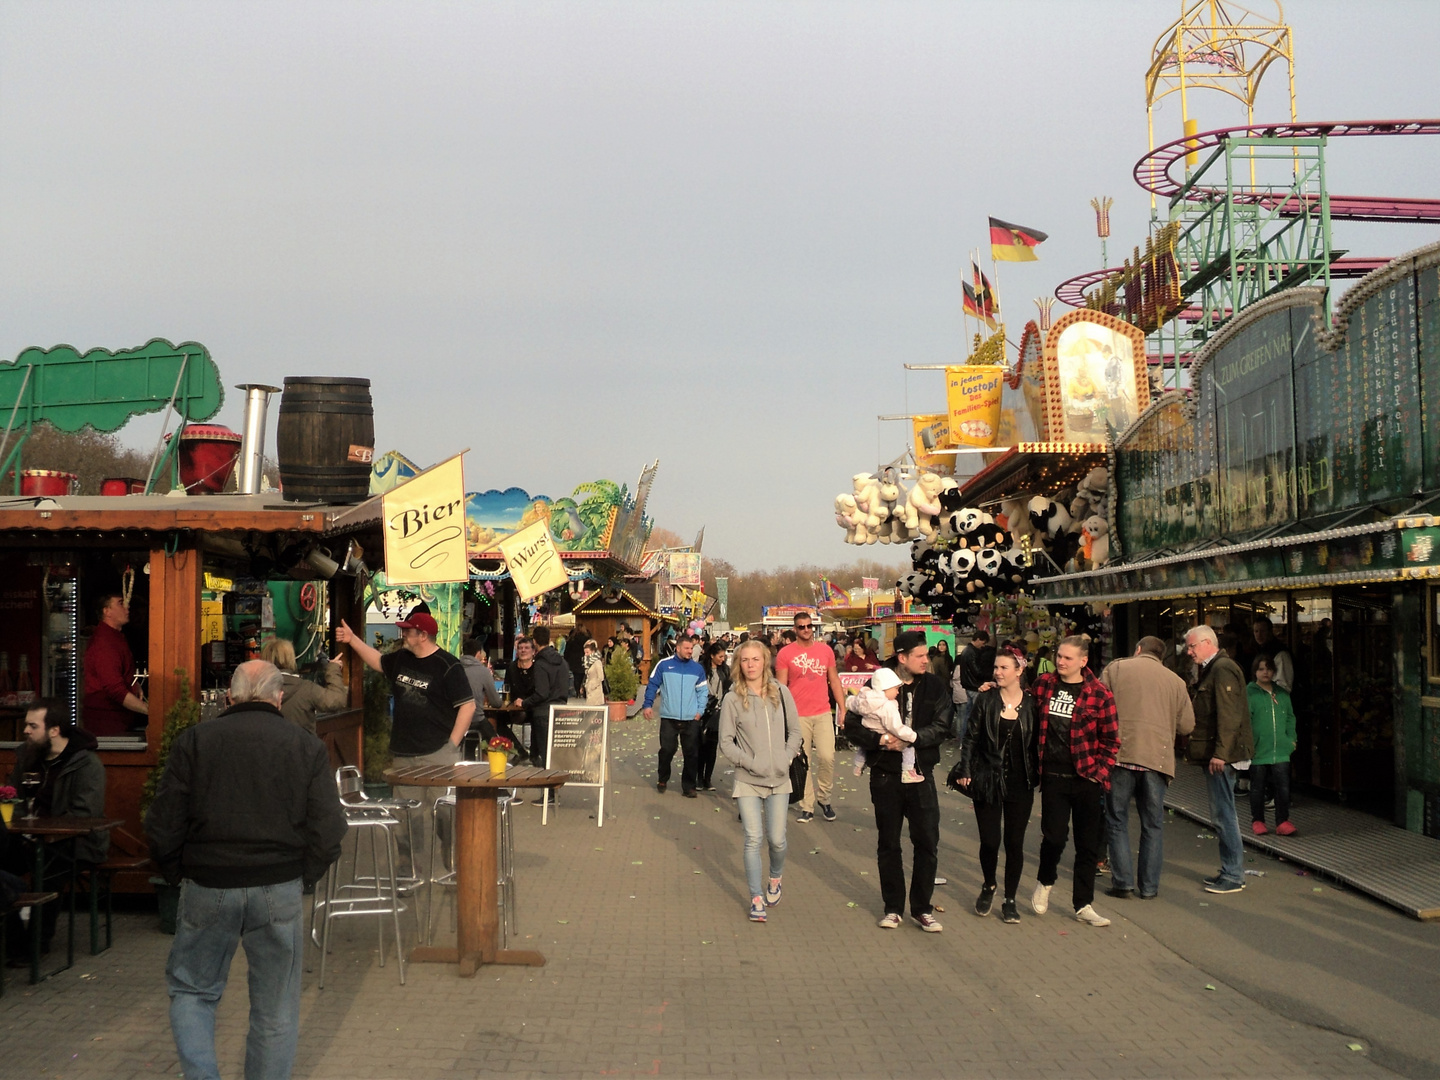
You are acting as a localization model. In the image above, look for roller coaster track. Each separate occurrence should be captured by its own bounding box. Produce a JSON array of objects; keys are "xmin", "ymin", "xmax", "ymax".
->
[
  {"xmin": 1055, "ymin": 121, "xmax": 1440, "ymax": 310},
  {"xmin": 1135, "ymin": 120, "xmax": 1440, "ymax": 222},
  {"xmin": 1055, "ymin": 256, "xmax": 1389, "ymax": 311}
]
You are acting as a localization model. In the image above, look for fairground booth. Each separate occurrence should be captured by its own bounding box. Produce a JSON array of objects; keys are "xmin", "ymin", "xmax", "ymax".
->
[{"xmin": 0, "ymin": 340, "xmax": 670, "ymax": 890}]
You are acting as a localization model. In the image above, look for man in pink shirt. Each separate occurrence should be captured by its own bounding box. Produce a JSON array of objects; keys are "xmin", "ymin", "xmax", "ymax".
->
[{"xmin": 776, "ymin": 612, "xmax": 845, "ymax": 823}]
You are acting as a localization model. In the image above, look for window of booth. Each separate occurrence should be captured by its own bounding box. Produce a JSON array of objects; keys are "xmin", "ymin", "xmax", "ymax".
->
[{"xmin": 1428, "ymin": 586, "xmax": 1440, "ymax": 684}]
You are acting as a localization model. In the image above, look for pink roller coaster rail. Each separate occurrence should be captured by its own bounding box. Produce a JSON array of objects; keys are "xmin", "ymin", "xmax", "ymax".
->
[{"xmin": 1056, "ymin": 120, "xmax": 1440, "ymax": 309}]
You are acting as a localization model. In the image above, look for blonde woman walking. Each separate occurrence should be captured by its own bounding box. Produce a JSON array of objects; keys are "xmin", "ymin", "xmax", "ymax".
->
[{"xmin": 719, "ymin": 641, "xmax": 803, "ymax": 923}]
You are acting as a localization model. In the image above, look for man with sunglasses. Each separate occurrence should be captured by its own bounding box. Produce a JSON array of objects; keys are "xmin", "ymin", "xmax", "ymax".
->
[{"xmin": 777, "ymin": 612, "xmax": 845, "ymax": 823}]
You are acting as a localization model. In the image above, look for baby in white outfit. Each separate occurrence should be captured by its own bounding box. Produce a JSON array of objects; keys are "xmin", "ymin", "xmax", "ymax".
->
[{"xmin": 849, "ymin": 667, "xmax": 922, "ymax": 783}]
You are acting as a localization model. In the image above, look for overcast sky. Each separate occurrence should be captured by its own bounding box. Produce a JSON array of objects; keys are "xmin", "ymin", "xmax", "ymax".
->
[{"xmin": 3, "ymin": 1, "xmax": 1437, "ymax": 570}]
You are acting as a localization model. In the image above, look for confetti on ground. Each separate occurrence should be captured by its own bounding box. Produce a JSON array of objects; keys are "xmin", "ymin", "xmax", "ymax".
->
[
  {"xmin": 557, "ymin": 920, "xmax": 569, "ymax": 925},
  {"xmin": 1348, "ymin": 1044, "xmax": 1364, "ymax": 1051},
  {"xmin": 846, "ymin": 902, "xmax": 857, "ymax": 908},
  {"xmin": 1313, "ymin": 887, "xmax": 1323, "ymax": 892},
  {"xmin": 693, "ymin": 870, "xmax": 703, "ymax": 874},
  {"xmin": 631, "ymin": 861, "xmax": 644, "ymax": 865},
  {"xmin": 1205, "ymin": 984, "xmax": 1217, "ymax": 991},
  {"xmin": 809, "ymin": 849, "xmax": 820, "ymax": 855}
]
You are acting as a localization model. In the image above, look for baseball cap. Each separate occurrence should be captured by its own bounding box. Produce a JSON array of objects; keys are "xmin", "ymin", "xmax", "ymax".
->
[
  {"xmin": 396, "ymin": 612, "xmax": 439, "ymax": 636},
  {"xmin": 871, "ymin": 667, "xmax": 903, "ymax": 693},
  {"xmin": 892, "ymin": 630, "xmax": 927, "ymax": 656}
]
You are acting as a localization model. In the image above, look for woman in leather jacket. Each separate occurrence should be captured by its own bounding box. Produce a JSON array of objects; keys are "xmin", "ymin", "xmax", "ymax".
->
[{"xmin": 948, "ymin": 645, "xmax": 1039, "ymax": 924}]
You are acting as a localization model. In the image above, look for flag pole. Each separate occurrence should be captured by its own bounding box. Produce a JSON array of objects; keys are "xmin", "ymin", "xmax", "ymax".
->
[{"xmin": 989, "ymin": 242, "xmax": 1005, "ymax": 364}]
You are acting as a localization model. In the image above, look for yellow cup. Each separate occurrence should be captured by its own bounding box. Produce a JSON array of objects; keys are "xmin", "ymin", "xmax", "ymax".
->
[
  {"xmin": 486, "ymin": 751, "xmax": 508, "ymax": 778},
  {"xmin": 0, "ymin": 801, "xmax": 13, "ymax": 825}
]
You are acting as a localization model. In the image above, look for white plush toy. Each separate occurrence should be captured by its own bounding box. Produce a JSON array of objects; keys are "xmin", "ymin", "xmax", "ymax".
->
[
  {"xmin": 998, "ymin": 497, "xmax": 1038, "ymax": 543},
  {"xmin": 1080, "ymin": 515, "xmax": 1110, "ymax": 569},
  {"xmin": 852, "ymin": 473, "xmax": 884, "ymax": 545},
  {"xmin": 905, "ymin": 471, "xmax": 945, "ymax": 536},
  {"xmin": 875, "ymin": 473, "xmax": 904, "ymax": 544},
  {"xmin": 835, "ymin": 494, "xmax": 860, "ymax": 544}
]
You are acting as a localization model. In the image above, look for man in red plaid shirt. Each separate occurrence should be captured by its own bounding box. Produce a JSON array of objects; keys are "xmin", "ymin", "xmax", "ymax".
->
[{"xmin": 1029, "ymin": 635, "xmax": 1119, "ymax": 927}]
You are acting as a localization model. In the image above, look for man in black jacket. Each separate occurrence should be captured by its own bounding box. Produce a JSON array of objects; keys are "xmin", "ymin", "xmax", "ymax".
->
[
  {"xmin": 957, "ymin": 631, "xmax": 995, "ymax": 742},
  {"xmin": 844, "ymin": 631, "xmax": 953, "ymax": 932},
  {"xmin": 517, "ymin": 625, "xmax": 570, "ymax": 777},
  {"xmin": 145, "ymin": 660, "xmax": 347, "ymax": 1080}
]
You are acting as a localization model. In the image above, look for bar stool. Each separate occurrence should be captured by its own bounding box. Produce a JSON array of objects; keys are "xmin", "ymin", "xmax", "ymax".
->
[
  {"xmin": 425, "ymin": 789, "xmax": 518, "ymax": 946},
  {"xmin": 333, "ymin": 766, "xmax": 424, "ymax": 892},
  {"xmin": 312, "ymin": 772, "xmax": 408, "ymax": 988}
]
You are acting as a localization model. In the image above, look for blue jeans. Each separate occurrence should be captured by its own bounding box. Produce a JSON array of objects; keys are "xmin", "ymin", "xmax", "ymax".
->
[
  {"xmin": 1105, "ymin": 767, "xmax": 1168, "ymax": 897},
  {"xmin": 736, "ymin": 793, "xmax": 788, "ymax": 900},
  {"xmin": 1204, "ymin": 764, "xmax": 1245, "ymax": 886},
  {"xmin": 166, "ymin": 879, "xmax": 304, "ymax": 1080}
]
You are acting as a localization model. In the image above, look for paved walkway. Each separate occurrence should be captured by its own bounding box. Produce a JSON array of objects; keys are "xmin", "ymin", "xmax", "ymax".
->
[{"xmin": 0, "ymin": 719, "xmax": 1429, "ymax": 1078}]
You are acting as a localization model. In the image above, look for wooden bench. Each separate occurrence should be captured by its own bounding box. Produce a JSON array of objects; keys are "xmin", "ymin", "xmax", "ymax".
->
[
  {"xmin": 1, "ymin": 892, "xmax": 60, "ymax": 993},
  {"xmin": 68, "ymin": 856, "xmax": 152, "ymax": 956}
]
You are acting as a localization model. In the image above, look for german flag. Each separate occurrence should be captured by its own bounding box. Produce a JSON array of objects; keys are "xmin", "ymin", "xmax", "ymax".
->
[
  {"xmin": 963, "ymin": 281, "xmax": 997, "ymax": 330},
  {"xmin": 972, "ymin": 260, "xmax": 1000, "ymax": 321},
  {"xmin": 989, "ymin": 217, "xmax": 1048, "ymax": 262}
]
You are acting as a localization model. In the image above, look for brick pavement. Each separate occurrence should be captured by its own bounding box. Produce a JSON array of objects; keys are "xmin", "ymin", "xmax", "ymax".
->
[{"xmin": 0, "ymin": 719, "xmax": 1400, "ymax": 1078}]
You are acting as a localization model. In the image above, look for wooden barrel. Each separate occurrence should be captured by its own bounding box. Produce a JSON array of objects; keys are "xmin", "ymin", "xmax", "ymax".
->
[{"xmin": 276, "ymin": 377, "xmax": 374, "ymax": 503}]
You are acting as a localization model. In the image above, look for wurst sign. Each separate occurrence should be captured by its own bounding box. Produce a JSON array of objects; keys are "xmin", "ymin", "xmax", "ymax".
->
[
  {"xmin": 381, "ymin": 454, "xmax": 470, "ymax": 586},
  {"xmin": 499, "ymin": 518, "xmax": 570, "ymax": 601}
]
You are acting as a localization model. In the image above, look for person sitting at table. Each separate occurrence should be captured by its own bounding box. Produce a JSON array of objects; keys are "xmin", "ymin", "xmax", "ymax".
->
[
  {"xmin": 460, "ymin": 638, "xmax": 503, "ymax": 751},
  {"xmin": 261, "ymin": 637, "xmax": 349, "ymax": 734},
  {"xmin": 82, "ymin": 593, "xmax": 149, "ymax": 736},
  {"xmin": 5, "ymin": 698, "xmax": 108, "ymax": 961}
]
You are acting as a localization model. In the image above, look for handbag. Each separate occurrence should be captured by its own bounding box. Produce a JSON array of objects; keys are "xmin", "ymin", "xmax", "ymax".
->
[{"xmin": 782, "ymin": 693, "xmax": 809, "ymax": 804}]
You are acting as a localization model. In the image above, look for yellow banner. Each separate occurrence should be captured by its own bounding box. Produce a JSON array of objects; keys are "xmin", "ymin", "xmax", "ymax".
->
[
  {"xmin": 499, "ymin": 518, "xmax": 570, "ymax": 602},
  {"xmin": 381, "ymin": 454, "xmax": 469, "ymax": 586},
  {"xmin": 911, "ymin": 414, "xmax": 954, "ymax": 476},
  {"xmin": 946, "ymin": 365, "xmax": 1005, "ymax": 447}
]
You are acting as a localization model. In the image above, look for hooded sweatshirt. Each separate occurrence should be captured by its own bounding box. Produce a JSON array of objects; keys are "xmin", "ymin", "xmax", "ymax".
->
[
  {"xmin": 528, "ymin": 645, "xmax": 571, "ymax": 719},
  {"xmin": 718, "ymin": 684, "xmax": 803, "ymax": 793}
]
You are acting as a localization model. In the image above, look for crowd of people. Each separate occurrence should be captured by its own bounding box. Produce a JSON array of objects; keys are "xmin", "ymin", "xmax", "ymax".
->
[{"xmin": 640, "ymin": 612, "xmax": 1304, "ymax": 937}]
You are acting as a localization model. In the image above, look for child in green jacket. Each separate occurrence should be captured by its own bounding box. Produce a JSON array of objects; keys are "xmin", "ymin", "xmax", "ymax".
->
[{"xmin": 1247, "ymin": 655, "xmax": 1298, "ymax": 836}]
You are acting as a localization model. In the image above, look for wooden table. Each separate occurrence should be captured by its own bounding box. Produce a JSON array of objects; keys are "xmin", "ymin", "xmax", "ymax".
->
[
  {"xmin": 6, "ymin": 817, "xmax": 123, "ymax": 981},
  {"xmin": 383, "ymin": 762, "xmax": 565, "ymax": 977}
]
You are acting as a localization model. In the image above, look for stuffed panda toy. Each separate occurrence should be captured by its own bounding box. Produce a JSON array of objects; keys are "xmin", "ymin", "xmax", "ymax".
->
[
  {"xmin": 974, "ymin": 547, "xmax": 1006, "ymax": 588},
  {"xmin": 972, "ymin": 522, "xmax": 1011, "ymax": 552},
  {"xmin": 1028, "ymin": 495, "xmax": 1071, "ymax": 540},
  {"xmin": 897, "ymin": 569, "xmax": 930, "ymax": 598},
  {"xmin": 953, "ymin": 507, "xmax": 997, "ymax": 550},
  {"xmin": 934, "ymin": 484, "xmax": 966, "ymax": 539}
]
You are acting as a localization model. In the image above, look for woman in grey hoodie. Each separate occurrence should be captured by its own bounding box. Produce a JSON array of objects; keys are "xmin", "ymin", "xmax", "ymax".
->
[{"xmin": 719, "ymin": 641, "xmax": 803, "ymax": 923}]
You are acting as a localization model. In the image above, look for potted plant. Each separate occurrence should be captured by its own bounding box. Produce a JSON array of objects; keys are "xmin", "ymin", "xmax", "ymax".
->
[
  {"xmin": 604, "ymin": 647, "xmax": 639, "ymax": 724},
  {"xmin": 0, "ymin": 784, "xmax": 15, "ymax": 825},
  {"xmin": 486, "ymin": 735, "xmax": 513, "ymax": 777},
  {"xmin": 142, "ymin": 669, "xmax": 202, "ymax": 934}
]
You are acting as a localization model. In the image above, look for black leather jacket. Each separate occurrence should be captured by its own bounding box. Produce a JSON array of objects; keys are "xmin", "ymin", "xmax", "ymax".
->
[{"xmin": 951, "ymin": 687, "xmax": 1039, "ymax": 804}]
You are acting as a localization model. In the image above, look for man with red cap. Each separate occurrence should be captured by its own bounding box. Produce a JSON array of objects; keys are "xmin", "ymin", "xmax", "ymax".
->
[{"xmin": 336, "ymin": 610, "xmax": 475, "ymax": 882}]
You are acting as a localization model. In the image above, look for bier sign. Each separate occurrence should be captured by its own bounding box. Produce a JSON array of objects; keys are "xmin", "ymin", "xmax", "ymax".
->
[
  {"xmin": 543, "ymin": 704, "xmax": 609, "ymax": 828},
  {"xmin": 381, "ymin": 453, "xmax": 469, "ymax": 586}
]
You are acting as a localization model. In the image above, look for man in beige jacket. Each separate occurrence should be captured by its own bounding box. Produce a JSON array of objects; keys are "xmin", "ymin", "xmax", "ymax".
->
[{"xmin": 1099, "ymin": 636, "xmax": 1194, "ymax": 899}]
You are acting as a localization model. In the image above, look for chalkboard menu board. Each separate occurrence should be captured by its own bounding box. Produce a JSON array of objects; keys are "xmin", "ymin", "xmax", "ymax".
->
[{"xmin": 545, "ymin": 705, "xmax": 609, "ymax": 786}]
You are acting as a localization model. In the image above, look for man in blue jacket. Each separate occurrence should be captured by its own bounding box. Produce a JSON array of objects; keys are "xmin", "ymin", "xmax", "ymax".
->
[{"xmin": 643, "ymin": 635, "xmax": 710, "ymax": 798}]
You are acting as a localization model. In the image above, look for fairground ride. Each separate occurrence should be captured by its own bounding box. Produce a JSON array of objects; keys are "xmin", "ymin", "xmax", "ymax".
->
[{"xmin": 1054, "ymin": 1, "xmax": 1439, "ymax": 389}]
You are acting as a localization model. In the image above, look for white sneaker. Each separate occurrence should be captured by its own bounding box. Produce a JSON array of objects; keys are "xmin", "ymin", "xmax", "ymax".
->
[
  {"xmin": 877, "ymin": 912, "xmax": 902, "ymax": 929},
  {"xmin": 1031, "ymin": 882, "xmax": 1052, "ymax": 915},
  {"xmin": 1075, "ymin": 904, "xmax": 1111, "ymax": 927}
]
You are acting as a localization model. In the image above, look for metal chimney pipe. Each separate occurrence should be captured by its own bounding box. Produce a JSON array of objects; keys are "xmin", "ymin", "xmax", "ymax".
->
[{"xmin": 236, "ymin": 384, "xmax": 281, "ymax": 495}]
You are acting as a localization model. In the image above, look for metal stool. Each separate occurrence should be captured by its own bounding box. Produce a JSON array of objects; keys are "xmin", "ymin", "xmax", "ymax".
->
[
  {"xmin": 311, "ymin": 774, "xmax": 408, "ymax": 988},
  {"xmin": 425, "ymin": 790, "xmax": 518, "ymax": 946},
  {"xmin": 334, "ymin": 766, "xmax": 424, "ymax": 891}
]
